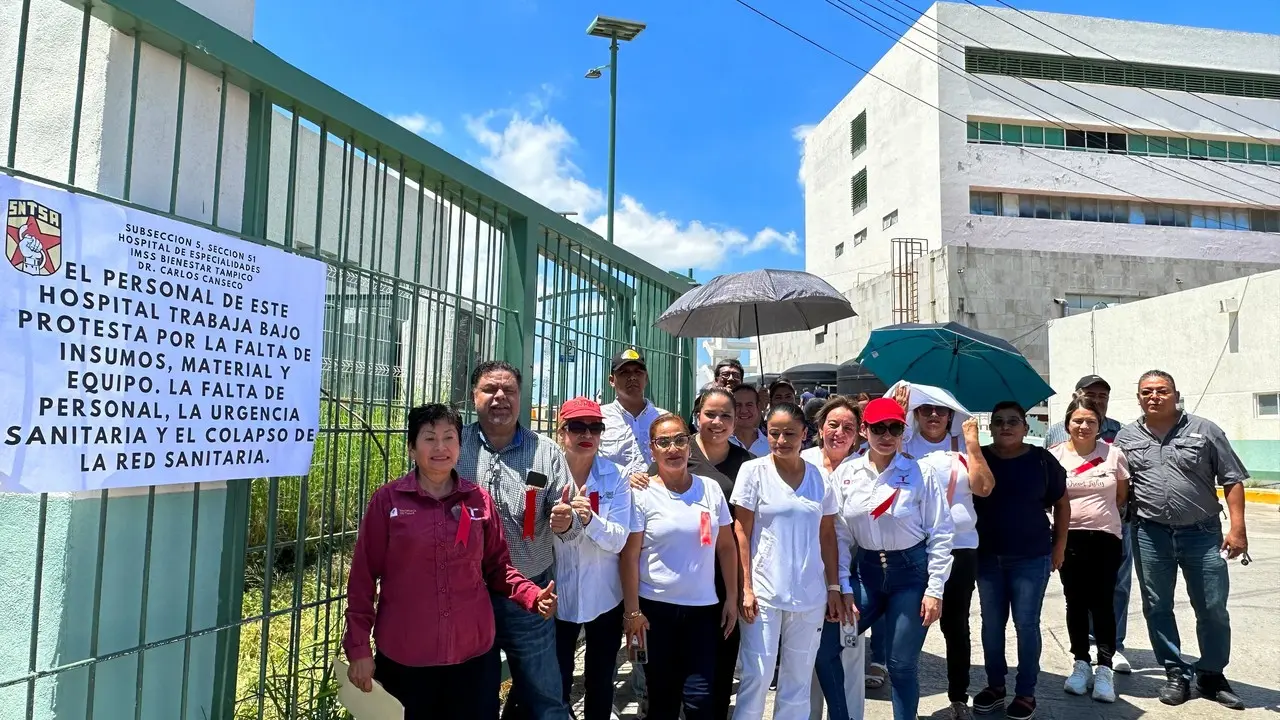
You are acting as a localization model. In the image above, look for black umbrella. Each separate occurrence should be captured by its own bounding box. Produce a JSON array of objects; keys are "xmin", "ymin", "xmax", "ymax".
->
[{"xmin": 655, "ymin": 269, "xmax": 856, "ymax": 374}]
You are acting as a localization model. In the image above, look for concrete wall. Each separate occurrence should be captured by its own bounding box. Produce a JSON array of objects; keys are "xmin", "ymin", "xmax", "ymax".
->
[
  {"xmin": 0, "ymin": 0, "xmax": 251, "ymax": 717},
  {"xmin": 1048, "ymin": 269, "xmax": 1280, "ymax": 480}
]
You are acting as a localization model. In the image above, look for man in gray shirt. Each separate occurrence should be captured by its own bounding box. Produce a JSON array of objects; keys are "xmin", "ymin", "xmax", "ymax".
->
[
  {"xmin": 459, "ymin": 360, "xmax": 581, "ymax": 720},
  {"xmin": 1115, "ymin": 370, "xmax": 1249, "ymax": 710}
]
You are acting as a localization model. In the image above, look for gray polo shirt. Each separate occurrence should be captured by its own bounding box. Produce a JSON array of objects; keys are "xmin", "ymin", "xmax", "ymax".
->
[
  {"xmin": 1114, "ymin": 413, "xmax": 1249, "ymax": 527},
  {"xmin": 458, "ymin": 423, "xmax": 581, "ymax": 578}
]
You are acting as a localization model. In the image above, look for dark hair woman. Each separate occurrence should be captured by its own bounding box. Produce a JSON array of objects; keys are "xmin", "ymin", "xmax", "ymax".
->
[{"xmin": 344, "ymin": 404, "xmax": 556, "ymax": 719}]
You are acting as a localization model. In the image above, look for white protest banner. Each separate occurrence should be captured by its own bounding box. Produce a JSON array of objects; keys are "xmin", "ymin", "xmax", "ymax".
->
[{"xmin": 0, "ymin": 174, "xmax": 325, "ymax": 493}]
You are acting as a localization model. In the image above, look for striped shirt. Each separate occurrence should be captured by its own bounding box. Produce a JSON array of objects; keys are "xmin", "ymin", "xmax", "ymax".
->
[{"xmin": 458, "ymin": 423, "xmax": 581, "ymax": 578}]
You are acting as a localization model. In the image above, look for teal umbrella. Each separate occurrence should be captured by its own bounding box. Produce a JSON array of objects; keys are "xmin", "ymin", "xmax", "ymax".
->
[{"xmin": 856, "ymin": 322, "xmax": 1054, "ymax": 412}]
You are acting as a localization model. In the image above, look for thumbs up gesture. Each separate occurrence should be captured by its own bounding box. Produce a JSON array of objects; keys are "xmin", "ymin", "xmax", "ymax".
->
[
  {"xmin": 568, "ymin": 483, "xmax": 593, "ymax": 526},
  {"xmin": 550, "ymin": 485, "xmax": 574, "ymax": 534},
  {"xmin": 535, "ymin": 580, "xmax": 558, "ymax": 619}
]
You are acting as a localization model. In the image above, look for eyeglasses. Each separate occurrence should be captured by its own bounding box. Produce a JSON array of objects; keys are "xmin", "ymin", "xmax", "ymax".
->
[
  {"xmin": 652, "ymin": 434, "xmax": 691, "ymax": 450},
  {"xmin": 867, "ymin": 422, "xmax": 906, "ymax": 437},
  {"xmin": 565, "ymin": 421, "xmax": 606, "ymax": 435},
  {"xmin": 1139, "ymin": 388, "xmax": 1174, "ymax": 398},
  {"xmin": 916, "ymin": 404, "xmax": 949, "ymax": 417},
  {"xmin": 989, "ymin": 417, "xmax": 1023, "ymax": 428},
  {"xmin": 718, "ymin": 371, "xmax": 742, "ymax": 380}
]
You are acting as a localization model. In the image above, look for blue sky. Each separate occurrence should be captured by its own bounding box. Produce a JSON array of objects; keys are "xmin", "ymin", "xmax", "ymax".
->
[{"xmin": 254, "ymin": 0, "xmax": 1276, "ymax": 367}]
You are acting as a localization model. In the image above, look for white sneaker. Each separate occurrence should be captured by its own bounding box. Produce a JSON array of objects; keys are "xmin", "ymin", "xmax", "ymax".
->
[
  {"xmin": 1092, "ymin": 666, "xmax": 1117, "ymax": 703},
  {"xmin": 1112, "ymin": 650, "xmax": 1132, "ymax": 674},
  {"xmin": 1064, "ymin": 660, "xmax": 1093, "ymax": 696}
]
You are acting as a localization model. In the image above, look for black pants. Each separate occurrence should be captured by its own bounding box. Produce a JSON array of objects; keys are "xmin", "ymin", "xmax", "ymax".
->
[
  {"xmin": 1060, "ymin": 529, "xmax": 1123, "ymax": 667},
  {"xmin": 712, "ymin": 603, "xmax": 741, "ymax": 720},
  {"xmin": 555, "ymin": 603, "xmax": 625, "ymax": 720},
  {"xmin": 640, "ymin": 598, "xmax": 720, "ymax": 720},
  {"xmin": 940, "ymin": 547, "xmax": 979, "ymax": 703},
  {"xmin": 374, "ymin": 649, "xmax": 500, "ymax": 719}
]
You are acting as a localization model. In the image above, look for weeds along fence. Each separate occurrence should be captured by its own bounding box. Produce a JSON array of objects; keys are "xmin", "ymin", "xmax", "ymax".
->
[{"xmin": 0, "ymin": 0, "xmax": 697, "ymax": 717}]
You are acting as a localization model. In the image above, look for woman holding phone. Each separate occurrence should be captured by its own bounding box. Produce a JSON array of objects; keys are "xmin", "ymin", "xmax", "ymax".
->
[
  {"xmin": 732, "ymin": 403, "xmax": 845, "ymax": 719},
  {"xmin": 621, "ymin": 414, "xmax": 740, "ymax": 720}
]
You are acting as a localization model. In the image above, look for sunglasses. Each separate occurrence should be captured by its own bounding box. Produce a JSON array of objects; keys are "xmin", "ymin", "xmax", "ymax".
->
[
  {"xmin": 867, "ymin": 422, "xmax": 906, "ymax": 437},
  {"xmin": 916, "ymin": 404, "xmax": 950, "ymax": 417},
  {"xmin": 565, "ymin": 421, "xmax": 606, "ymax": 435},
  {"xmin": 652, "ymin": 434, "xmax": 691, "ymax": 450},
  {"xmin": 989, "ymin": 417, "xmax": 1023, "ymax": 428}
]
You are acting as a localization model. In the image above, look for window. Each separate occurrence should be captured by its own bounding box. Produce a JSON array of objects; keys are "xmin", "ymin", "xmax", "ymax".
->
[
  {"xmin": 851, "ymin": 169, "xmax": 868, "ymax": 215},
  {"xmin": 815, "ymin": 330, "xmax": 827, "ymax": 346},
  {"xmin": 1258, "ymin": 392, "xmax": 1280, "ymax": 417},
  {"xmin": 964, "ymin": 47, "xmax": 1280, "ymax": 102},
  {"xmin": 963, "ymin": 118, "xmax": 1280, "ymax": 167},
  {"xmin": 850, "ymin": 112, "xmax": 867, "ymax": 157},
  {"xmin": 967, "ymin": 190, "xmax": 1279, "ymax": 235},
  {"xmin": 882, "ymin": 209, "xmax": 899, "ymax": 229},
  {"xmin": 834, "ymin": 242, "xmax": 845, "ymax": 258},
  {"xmin": 1062, "ymin": 293, "xmax": 1127, "ymax": 316},
  {"xmin": 853, "ymin": 229, "xmax": 867, "ymax": 246}
]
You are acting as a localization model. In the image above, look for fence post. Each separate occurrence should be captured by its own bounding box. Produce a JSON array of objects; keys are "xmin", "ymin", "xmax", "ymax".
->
[{"xmin": 503, "ymin": 216, "xmax": 538, "ymax": 414}]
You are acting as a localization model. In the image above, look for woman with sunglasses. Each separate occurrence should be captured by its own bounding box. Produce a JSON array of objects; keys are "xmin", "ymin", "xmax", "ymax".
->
[
  {"xmin": 1049, "ymin": 396, "xmax": 1127, "ymax": 703},
  {"xmin": 803, "ymin": 396, "xmax": 869, "ymax": 720},
  {"xmin": 551, "ymin": 397, "xmax": 635, "ymax": 719},
  {"xmin": 828, "ymin": 398, "xmax": 955, "ymax": 720},
  {"xmin": 732, "ymin": 403, "xmax": 844, "ymax": 719},
  {"xmin": 630, "ymin": 387, "xmax": 752, "ymax": 720},
  {"xmin": 971, "ymin": 402, "xmax": 1069, "ymax": 720},
  {"xmin": 621, "ymin": 414, "xmax": 739, "ymax": 720}
]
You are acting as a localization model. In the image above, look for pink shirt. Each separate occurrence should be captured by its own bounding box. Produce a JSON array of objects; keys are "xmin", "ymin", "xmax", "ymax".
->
[
  {"xmin": 343, "ymin": 472, "xmax": 541, "ymax": 667},
  {"xmin": 1050, "ymin": 442, "xmax": 1129, "ymax": 539}
]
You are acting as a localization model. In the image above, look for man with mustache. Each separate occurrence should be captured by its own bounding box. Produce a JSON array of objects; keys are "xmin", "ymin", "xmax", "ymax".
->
[
  {"xmin": 1115, "ymin": 370, "xmax": 1249, "ymax": 710},
  {"xmin": 599, "ymin": 347, "xmax": 667, "ymax": 476},
  {"xmin": 459, "ymin": 360, "xmax": 582, "ymax": 720}
]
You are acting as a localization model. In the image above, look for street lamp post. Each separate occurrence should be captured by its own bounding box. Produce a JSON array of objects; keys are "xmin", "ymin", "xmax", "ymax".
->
[{"xmin": 586, "ymin": 15, "xmax": 645, "ymax": 245}]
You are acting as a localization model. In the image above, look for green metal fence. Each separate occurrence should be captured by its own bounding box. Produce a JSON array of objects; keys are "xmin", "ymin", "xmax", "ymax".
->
[{"xmin": 0, "ymin": 0, "xmax": 696, "ymax": 717}]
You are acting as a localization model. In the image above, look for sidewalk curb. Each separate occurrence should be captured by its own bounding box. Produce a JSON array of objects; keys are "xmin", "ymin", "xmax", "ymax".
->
[{"xmin": 1217, "ymin": 487, "xmax": 1280, "ymax": 505}]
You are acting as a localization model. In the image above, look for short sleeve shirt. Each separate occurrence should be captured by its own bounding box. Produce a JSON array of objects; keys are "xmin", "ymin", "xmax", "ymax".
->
[
  {"xmin": 974, "ymin": 445, "xmax": 1067, "ymax": 557},
  {"xmin": 1050, "ymin": 442, "xmax": 1128, "ymax": 538},
  {"xmin": 631, "ymin": 474, "xmax": 733, "ymax": 607},
  {"xmin": 730, "ymin": 457, "xmax": 837, "ymax": 612}
]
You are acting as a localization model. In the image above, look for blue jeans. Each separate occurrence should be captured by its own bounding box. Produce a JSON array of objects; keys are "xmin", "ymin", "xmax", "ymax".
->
[
  {"xmin": 1132, "ymin": 516, "xmax": 1231, "ymax": 677},
  {"xmin": 976, "ymin": 554, "xmax": 1051, "ymax": 698},
  {"xmin": 814, "ymin": 622, "xmax": 850, "ymax": 720},
  {"xmin": 867, "ymin": 619, "xmax": 888, "ymax": 666},
  {"xmin": 490, "ymin": 570, "xmax": 566, "ymax": 720},
  {"xmin": 851, "ymin": 543, "xmax": 930, "ymax": 720}
]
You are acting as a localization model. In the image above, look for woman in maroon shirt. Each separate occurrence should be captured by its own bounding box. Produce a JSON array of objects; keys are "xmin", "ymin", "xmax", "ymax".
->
[{"xmin": 343, "ymin": 403, "xmax": 558, "ymax": 718}]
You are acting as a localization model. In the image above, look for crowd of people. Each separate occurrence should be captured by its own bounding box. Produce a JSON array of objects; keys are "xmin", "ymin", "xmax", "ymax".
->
[{"xmin": 342, "ymin": 350, "xmax": 1253, "ymax": 720}]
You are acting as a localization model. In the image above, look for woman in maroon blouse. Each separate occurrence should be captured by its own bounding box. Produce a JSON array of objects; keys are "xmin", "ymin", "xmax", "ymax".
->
[{"xmin": 343, "ymin": 403, "xmax": 558, "ymax": 718}]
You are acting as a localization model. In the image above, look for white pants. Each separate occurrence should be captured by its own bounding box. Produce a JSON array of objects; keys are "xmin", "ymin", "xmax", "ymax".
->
[
  {"xmin": 737, "ymin": 604, "xmax": 826, "ymax": 719},
  {"xmin": 808, "ymin": 631, "xmax": 866, "ymax": 720}
]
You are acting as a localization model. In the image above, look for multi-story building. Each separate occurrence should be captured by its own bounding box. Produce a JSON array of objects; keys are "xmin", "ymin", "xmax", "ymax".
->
[{"xmin": 763, "ymin": 2, "xmax": 1280, "ymax": 401}]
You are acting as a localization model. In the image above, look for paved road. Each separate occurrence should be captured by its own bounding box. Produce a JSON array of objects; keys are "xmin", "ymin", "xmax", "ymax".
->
[{"xmin": 572, "ymin": 503, "xmax": 1280, "ymax": 718}]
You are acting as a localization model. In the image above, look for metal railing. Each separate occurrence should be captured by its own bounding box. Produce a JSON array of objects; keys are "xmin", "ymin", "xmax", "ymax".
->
[{"xmin": 0, "ymin": 0, "xmax": 696, "ymax": 717}]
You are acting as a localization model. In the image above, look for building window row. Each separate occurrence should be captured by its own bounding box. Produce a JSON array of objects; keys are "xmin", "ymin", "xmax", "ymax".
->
[
  {"xmin": 851, "ymin": 111, "xmax": 867, "ymax": 158},
  {"xmin": 967, "ymin": 120, "xmax": 1280, "ymax": 166},
  {"xmin": 883, "ymin": 209, "xmax": 898, "ymax": 229},
  {"xmin": 969, "ymin": 190, "xmax": 1280, "ymax": 233},
  {"xmin": 965, "ymin": 47, "xmax": 1280, "ymax": 102},
  {"xmin": 853, "ymin": 228, "xmax": 867, "ymax": 246},
  {"xmin": 851, "ymin": 169, "xmax": 868, "ymax": 215}
]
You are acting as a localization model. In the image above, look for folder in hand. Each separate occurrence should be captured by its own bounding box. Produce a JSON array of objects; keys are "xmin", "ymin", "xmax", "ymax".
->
[{"xmin": 333, "ymin": 658, "xmax": 405, "ymax": 719}]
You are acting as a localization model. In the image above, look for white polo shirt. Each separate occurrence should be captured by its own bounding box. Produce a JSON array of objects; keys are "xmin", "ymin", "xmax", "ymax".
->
[
  {"xmin": 600, "ymin": 399, "xmax": 666, "ymax": 476},
  {"xmin": 553, "ymin": 457, "xmax": 636, "ymax": 623},
  {"xmin": 631, "ymin": 473, "xmax": 732, "ymax": 607},
  {"xmin": 730, "ymin": 428, "xmax": 770, "ymax": 456},
  {"xmin": 731, "ymin": 456, "xmax": 838, "ymax": 612}
]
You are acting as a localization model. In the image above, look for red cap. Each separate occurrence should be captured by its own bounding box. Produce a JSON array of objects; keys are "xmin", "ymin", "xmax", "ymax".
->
[
  {"xmin": 559, "ymin": 396, "xmax": 603, "ymax": 421},
  {"xmin": 863, "ymin": 397, "xmax": 906, "ymax": 425}
]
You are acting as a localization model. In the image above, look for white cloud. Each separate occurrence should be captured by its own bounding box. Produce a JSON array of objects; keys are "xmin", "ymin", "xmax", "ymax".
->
[
  {"xmin": 464, "ymin": 110, "xmax": 801, "ymax": 271},
  {"xmin": 792, "ymin": 123, "xmax": 816, "ymax": 189},
  {"xmin": 390, "ymin": 112, "xmax": 444, "ymax": 137}
]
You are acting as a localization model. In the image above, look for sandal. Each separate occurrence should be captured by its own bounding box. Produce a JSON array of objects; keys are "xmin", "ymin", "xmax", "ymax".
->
[{"xmin": 865, "ymin": 663, "xmax": 888, "ymax": 689}]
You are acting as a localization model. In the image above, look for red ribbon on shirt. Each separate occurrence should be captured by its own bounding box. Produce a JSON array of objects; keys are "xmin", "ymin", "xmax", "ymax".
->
[
  {"xmin": 522, "ymin": 489, "xmax": 537, "ymax": 540},
  {"xmin": 456, "ymin": 503, "xmax": 472, "ymax": 547},
  {"xmin": 870, "ymin": 488, "xmax": 901, "ymax": 519},
  {"xmin": 699, "ymin": 511, "xmax": 712, "ymax": 546},
  {"xmin": 1073, "ymin": 455, "xmax": 1105, "ymax": 475},
  {"xmin": 589, "ymin": 491, "xmax": 600, "ymax": 515}
]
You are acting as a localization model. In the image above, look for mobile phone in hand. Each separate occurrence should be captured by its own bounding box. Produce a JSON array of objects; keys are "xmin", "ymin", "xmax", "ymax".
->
[
  {"xmin": 841, "ymin": 617, "xmax": 859, "ymax": 649},
  {"xmin": 628, "ymin": 627, "xmax": 648, "ymax": 665},
  {"xmin": 525, "ymin": 470, "xmax": 548, "ymax": 489}
]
